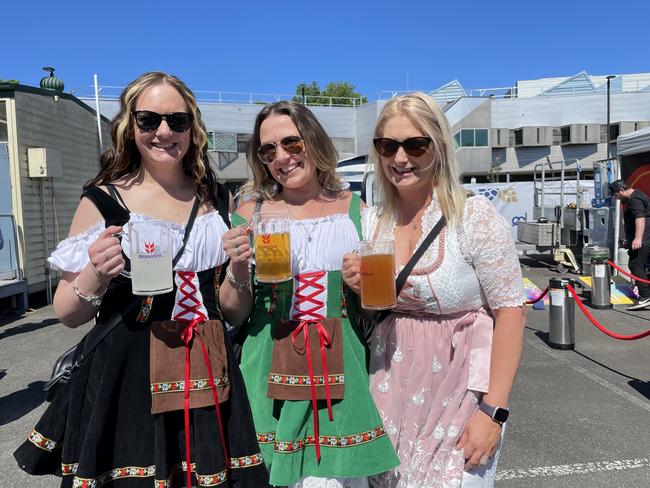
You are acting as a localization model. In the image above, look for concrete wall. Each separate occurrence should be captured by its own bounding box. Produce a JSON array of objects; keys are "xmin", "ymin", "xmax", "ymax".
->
[
  {"xmin": 451, "ymin": 99, "xmax": 492, "ymax": 173},
  {"xmin": 13, "ymin": 91, "xmax": 108, "ymax": 291}
]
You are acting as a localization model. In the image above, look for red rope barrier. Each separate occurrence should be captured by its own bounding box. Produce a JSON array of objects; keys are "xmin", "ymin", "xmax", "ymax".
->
[
  {"xmin": 607, "ymin": 260, "xmax": 650, "ymax": 284},
  {"xmin": 566, "ymin": 284, "xmax": 650, "ymax": 340},
  {"xmin": 525, "ymin": 286, "xmax": 549, "ymax": 305}
]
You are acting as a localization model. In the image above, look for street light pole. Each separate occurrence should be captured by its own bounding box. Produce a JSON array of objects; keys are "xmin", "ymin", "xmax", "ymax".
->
[{"xmin": 606, "ymin": 75, "xmax": 616, "ymax": 159}]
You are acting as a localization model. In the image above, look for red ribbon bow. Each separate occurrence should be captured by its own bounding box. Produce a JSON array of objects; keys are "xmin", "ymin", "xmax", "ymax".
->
[{"xmin": 175, "ymin": 271, "xmax": 229, "ymax": 487}]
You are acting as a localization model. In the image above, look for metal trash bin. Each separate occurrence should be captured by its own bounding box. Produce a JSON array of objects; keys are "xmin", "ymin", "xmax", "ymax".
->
[
  {"xmin": 548, "ymin": 277, "xmax": 575, "ymax": 350},
  {"xmin": 590, "ymin": 257, "xmax": 611, "ymax": 309}
]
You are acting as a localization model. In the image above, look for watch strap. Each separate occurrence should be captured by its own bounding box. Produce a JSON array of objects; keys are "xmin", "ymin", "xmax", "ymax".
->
[{"xmin": 479, "ymin": 400, "xmax": 509, "ymax": 423}]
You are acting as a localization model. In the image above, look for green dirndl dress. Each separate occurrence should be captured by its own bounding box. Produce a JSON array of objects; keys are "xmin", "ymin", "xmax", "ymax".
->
[{"xmin": 232, "ymin": 194, "xmax": 399, "ymax": 486}]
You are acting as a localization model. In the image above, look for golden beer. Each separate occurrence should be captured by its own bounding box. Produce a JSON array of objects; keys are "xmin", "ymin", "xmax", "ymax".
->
[
  {"xmin": 254, "ymin": 232, "xmax": 292, "ymax": 283},
  {"xmin": 359, "ymin": 240, "xmax": 396, "ymax": 310},
  {"xmin": 252, "ymin": 210, "xmax": 292, "ymax": 283}
]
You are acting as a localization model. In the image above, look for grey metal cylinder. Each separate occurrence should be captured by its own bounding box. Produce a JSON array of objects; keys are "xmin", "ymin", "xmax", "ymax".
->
[
  {"xmin": 590, "ymin": 258, "xmax": 611, "ymax": 309},
  {"xmin": 548, "ymin": 277, "xmax": 575, "ymax": 350}
]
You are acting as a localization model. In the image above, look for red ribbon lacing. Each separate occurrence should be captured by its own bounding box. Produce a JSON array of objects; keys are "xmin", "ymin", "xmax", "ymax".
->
[
  {"xmin": 175, "ymin": 271, "xmax": 229, "ymax": 487},
  {"xmin": 291, "ymin": 270, "xmax": 332, "ymax": 463}
]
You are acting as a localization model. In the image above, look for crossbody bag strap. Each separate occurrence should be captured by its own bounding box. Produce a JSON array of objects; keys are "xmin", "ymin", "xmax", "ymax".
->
[
  {"xmin": 74, "ymin": 297, "xmax": 142, "ymax": 367},
  {"xmin": 172, "ymin": 194, "xmax": 201, "ymax": 267},
  {"xmin": 375, "ymin": 215, "xmax": 447, "ymax": 323}
]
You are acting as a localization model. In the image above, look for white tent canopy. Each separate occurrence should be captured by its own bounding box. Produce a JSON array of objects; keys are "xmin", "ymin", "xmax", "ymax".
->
[{"xmin": 617, "ymin": 126, "xmax": 650, "ymax": 157}]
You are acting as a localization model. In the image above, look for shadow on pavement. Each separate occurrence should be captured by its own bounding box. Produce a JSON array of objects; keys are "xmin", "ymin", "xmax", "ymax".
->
[
  {"xmin": 629, "ymin": 379, "xmax": 650, "ymax": 401},
  {"xmin": 527, "ymin": 326, "xmax": 551, "ymax": 346},
  {"xmin": 0, "ymin": 318, "xmax": 59, "ymax": 341},
  {"xmin": 0, "ymin": 380, "xmax": 46, "ymax": 426}
]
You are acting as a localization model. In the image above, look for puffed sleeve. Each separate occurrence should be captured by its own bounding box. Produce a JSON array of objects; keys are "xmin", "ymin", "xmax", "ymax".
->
[
  {"xmin": 459, "ymin": 196, "xmax": 524, "ymax": 309},
  {"xmin": 47, "ymin": 221, "xmax": 105, "ymax": 273}
]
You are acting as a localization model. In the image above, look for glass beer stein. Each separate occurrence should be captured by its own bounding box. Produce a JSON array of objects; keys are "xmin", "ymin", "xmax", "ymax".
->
[
  {"xmin": 128, "ymin": 220, "xmax": 173, "ymax": 295},
  {"xmin": 359, "ymin": 239, "xmax": 396, "ymax": 310},
  {"xmin": 252, "ymin": 211, "xmax": 292, "ymax": 283}
]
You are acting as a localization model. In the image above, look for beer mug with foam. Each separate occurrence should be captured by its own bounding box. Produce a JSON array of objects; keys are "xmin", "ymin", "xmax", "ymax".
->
[
  {"xmin": 252, "ymin": 211, "xmax": 292, "ymax": 283},
  {"xmin": 359, "ymin": 239, "xmax": 396, "ymax": 310}
]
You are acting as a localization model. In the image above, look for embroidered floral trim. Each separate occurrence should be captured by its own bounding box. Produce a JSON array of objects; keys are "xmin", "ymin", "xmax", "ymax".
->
[
  {"xmin": 268, "ymin": 373, "xmax": 344, "ymax": 387},
  {"xmin": 71, "ymin": 465, "xmax": 157, "ymax": 487},
  {"xmin": 28, "ymin": 429, "xmax": 56, "ymax": 452},
  {"xmin": 272, "ymin": 426, "xmax": 387, "ymax": 453},
  {"xmin": 257, "ymin": 432, "xmax": 276, "ymax": 443},
  {"xmin": 230, "ymin": 453, "xmax": 265, "ymax": 468},
  {"xmin": 341, "ymin": 281, "xmax": 349, "ymax": 318},
  {"xmin": 213, "ymin": 265, "xmax": 224, "ymax": 321},
  {"xmin": 136, "ymin": 295, "xmax": 154, "ymax": 322},
  {"xmin": 60, "ymin": 454, "xmax": 262, "ymax": 487},
  {"xmin": 150, "ymin": 376, "xmax": 230, "ymax": 395}
]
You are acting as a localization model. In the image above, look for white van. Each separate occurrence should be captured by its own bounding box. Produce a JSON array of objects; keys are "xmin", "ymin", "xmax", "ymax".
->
[{"xmin": 336, "ymin": 155, "xmax": 379, "ymax": 205}]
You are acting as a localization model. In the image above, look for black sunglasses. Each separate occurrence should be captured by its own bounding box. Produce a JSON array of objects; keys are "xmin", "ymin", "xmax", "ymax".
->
[
  {"xmin": 257, "ymin": 136, "xmax": 305, "ymax": 164},
  {"xmin": 373, "ymin": 137, "xmax": 432, "ymax": 158},
  {"xmin": 132, "ymin": 110, "xmax": 192, "ymax": 133}
]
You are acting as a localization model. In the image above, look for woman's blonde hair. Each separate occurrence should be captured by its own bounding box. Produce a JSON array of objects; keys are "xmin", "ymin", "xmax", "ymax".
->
[
  {"xmin": 240, "ymin": 101, "xmax": 345, "ymax": 200},
  {"xmin": 87, "ymin": 71, "xmax": 218, "ymax": 203},
  {"xmin": 370, "ymin": 92, "xmax": 467, "ymax": 226}
]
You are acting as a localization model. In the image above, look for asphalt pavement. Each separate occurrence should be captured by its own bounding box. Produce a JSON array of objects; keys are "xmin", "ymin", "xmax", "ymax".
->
[{"xmin": 0, "ymin": 256, "xmax": 649, "ymax": 487}]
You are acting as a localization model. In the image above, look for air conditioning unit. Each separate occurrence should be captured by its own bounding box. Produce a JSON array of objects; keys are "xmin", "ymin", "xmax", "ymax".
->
[
  {"xmin": 513, "ymin": 127, "xmax": 552, "ymax": 147},
  {"xmin": 560, "ymin": 124, "xmax": 600, "ymax": 145}
]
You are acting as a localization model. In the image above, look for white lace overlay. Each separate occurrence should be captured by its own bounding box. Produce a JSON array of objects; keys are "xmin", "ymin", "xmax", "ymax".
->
[
  {"xmin": 362, "ymin": 195, "xmax": 524, "ymax": 314},
  {"xmin": 291, "ymin": 476, "xmax": 369, "ymax": 488}
]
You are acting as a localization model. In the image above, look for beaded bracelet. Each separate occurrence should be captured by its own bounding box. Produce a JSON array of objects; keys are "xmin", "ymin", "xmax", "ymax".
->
[
  {"xmin": 72, "ymin": 276, "xmax": 108, "ymax": 307},
  {"xmin": 226, "ymin": 267, "xmax": 250, "ymax": 293}
]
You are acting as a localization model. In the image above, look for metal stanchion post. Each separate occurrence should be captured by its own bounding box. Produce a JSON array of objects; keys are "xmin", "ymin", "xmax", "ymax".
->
[
  {"xmin": 548, "ymin": 277, "xmax": 575, "ymax": 350},
  {"xmin": 590, "ymin": 257, "xmax": 612, "ymax": 309}
]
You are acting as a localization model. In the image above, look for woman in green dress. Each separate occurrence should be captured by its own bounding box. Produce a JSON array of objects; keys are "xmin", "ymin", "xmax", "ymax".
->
[{"xmin": 219, "ymin": 101, "xmax": 399, "ymax": 487}]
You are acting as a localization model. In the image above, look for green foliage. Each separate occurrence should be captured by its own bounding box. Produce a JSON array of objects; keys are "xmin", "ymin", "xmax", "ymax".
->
[
  {"xmin": 0, "ymin": 79, "xmax": 20, "ymax": 84},
  {"xmin": 292, "ymin": 81, "xmax": 366, "ymax": 106}
]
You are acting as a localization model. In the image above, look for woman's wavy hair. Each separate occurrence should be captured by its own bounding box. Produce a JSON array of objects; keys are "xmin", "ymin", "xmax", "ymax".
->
[
  {"xmin": 370, "ymin": 92, "xmax": 467, "ymax": 226},
  {"xmin": 240, "ymin": 101, "xmax": 345, "ymax": 200},
  {"xmin": 86, "ymin": 71, "xmax": 218, "ymax": 204}
]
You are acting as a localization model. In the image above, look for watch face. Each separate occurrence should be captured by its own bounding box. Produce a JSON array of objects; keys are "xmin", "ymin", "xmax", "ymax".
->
[{"xmin": 494, "ymin": 408, "xmax": 509, "ymax": 423}]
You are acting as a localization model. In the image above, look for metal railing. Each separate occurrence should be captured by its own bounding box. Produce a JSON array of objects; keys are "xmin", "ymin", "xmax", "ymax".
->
[
  {"xmin": 76, "ymin": 85, "xmax": 363, "ymax": 107},
  {"xmin": 379, "ymin": 81, "xmax": 650, "ymax": 100}
]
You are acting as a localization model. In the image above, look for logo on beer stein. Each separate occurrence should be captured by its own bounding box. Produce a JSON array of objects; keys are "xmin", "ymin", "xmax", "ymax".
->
[
  {"xmin": 145, "ymin": 242, "xmax": 155, "ymax": 253},
  {"xmin": 262, "ymin": 234, "xmax": 271, "ymax": 245}
]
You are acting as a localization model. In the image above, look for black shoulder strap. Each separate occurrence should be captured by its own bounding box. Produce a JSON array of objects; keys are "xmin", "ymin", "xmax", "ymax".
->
[
  {"xmin": 255, "ymin": 198, "xmax": 263, "ymax": 213},
  {"xmin": 214, "ymin": 182, "xmax": 231, "ymax": 228},
  {"xmin": 106, "ymin": 183, "xmax": 130, "ymax": 211},
  {"xmin": 82, "ymin": 186, "xmax": 130, "ymax": 227},
  {"xmin": 375, "ymin": 215, "xmax": 447, "ymax": 323}
]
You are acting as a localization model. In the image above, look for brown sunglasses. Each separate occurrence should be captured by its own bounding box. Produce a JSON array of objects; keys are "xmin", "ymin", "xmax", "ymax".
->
[
  {"xmin": 257, "ymin": 136, "xmax": 305, "ymax": 164},
  {"xmin": 373, "ymin": 137, "xmax": 432, "ymax": 158}
]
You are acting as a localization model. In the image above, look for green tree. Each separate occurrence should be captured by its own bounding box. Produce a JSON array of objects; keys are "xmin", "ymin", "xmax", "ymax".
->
[
  {"xmin": 292, "ymin": 81, "xmax": 366, "ymax": 106},
  {"xmin": 321, "ymin": 81, "xmax": 367, "ymax": 106},
  {"xmin": 0, "ymin": 79, "xmax": 20, "ymax": 84}
]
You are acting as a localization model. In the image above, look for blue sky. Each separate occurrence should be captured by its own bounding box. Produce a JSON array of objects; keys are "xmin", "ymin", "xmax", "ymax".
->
[{"xmin": 3, "ymin": 0, "xmax": 649, "ymax": 100}]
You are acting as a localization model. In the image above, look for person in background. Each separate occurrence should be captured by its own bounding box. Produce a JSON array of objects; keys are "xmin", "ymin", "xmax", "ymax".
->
[
  {"xmin": 610, "ymin": 179, "xmax": 650, "ymax": 310},
  {"xmin": 342, "ymin": 92, "xmax": 526, "ymax": 487},
  {"xmin": 14, "ymin": 72, "xmax": 269, "ymax": 488},
  {"xmin": 220, "ymin": 100, "xmax": 399, "ymax": 488}
]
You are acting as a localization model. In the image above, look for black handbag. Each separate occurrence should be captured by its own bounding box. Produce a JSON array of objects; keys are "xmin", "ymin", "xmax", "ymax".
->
[
  {"xmin": 357, "ymin": 215, "xmax": 447, "ymax": 342},
  {"xmin": 43, "ymin": 187, "xmax": 204, "ymax": 401},
  {"xmin": 43, "ymin": 300, "xmax": 139, "ymax": 401}
]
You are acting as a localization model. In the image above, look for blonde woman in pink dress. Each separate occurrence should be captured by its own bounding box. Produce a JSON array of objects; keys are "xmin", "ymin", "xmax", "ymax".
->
[{"xmin": 343, "ymin": 92, "xmax": 526, "ymax": 487}]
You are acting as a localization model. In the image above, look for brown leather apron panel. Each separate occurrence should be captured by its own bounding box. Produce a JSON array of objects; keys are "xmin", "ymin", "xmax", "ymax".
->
[
  {"xmin": 150, "ymin": 319, "xmax": 230, "ymax": 414},
  {"xmin": 267, "ymin": 318, "xmax": 344, "ymax": 400}
]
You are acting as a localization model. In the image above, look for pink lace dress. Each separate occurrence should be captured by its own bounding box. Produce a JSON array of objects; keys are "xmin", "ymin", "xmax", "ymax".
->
[{"xmin": 362, "ymin": 195, "xmax": 524, "ymax": 488}]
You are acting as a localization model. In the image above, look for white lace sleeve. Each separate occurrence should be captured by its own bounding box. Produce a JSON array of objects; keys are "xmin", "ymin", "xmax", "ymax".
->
[
  {"xmin": 361, "ymin": 205, "xmax": 382, "ymax": 240},
  {"xmin": 459, "ymin": 196, "xmax": 524, "ymax": 308},
  {"xmin": 47, "ymin": 221, "xmax": 105, "ymax": 273}
]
